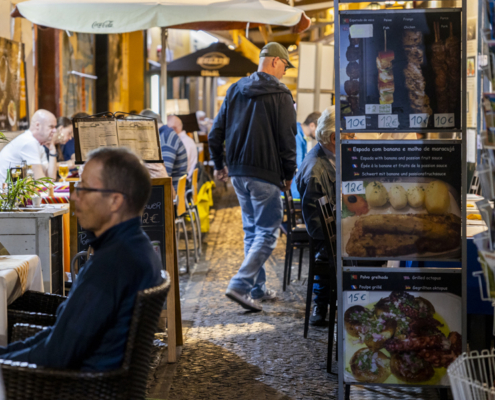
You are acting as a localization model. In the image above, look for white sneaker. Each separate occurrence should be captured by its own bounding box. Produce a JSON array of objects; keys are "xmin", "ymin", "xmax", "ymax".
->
[
  {"xmin": 225, "ymin": 288, "xmax": 263, "ymax": 312},
  {"xmin": 257, "ymin": 289, "xmax": 277, "ymax": 302}
]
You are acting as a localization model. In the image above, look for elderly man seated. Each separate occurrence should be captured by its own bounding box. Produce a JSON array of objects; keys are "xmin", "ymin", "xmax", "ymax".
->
[
  {"xmin": 0, "ymin": 147, "xmax": 162, "ymax": 370},
  {"xmin": 296, "ymin": 106, "xmax": 354, "ymax": 326}
]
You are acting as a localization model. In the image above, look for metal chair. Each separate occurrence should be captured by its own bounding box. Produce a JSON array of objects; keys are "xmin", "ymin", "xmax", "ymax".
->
[
  {"xmin": 186, "ymin": 168, "xmax": 202, "ymax": 257},
  {"xmin": 2, "ymin": 273, "xmax": 171, "ymax": 400},
  {"xmin": 175, "ymin": 175, "xmax": 193, "ymax": 272},
  {"xmin": 302, "ymin": 195, "xmax": 337, "ymax": 374},
  {"xmin": 282, "ymin": 190, "xmax": 310, "ymax": 291}
]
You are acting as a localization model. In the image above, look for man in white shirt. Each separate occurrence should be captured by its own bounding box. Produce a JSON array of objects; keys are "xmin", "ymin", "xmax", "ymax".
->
[
  {"xmin": 0, "ymin": 109, "xmax": 58, "ymax": 183},
  {"xmin": 168, "ymin": 115, "xmax": 198, "ymax": 180}
]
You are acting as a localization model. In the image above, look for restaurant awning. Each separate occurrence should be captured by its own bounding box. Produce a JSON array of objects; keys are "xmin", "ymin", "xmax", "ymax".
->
[
  {"xmin": 11, "ymin": 0, "xmax": 310, "ymax": 118},
  {"xmin": 167, "ymin": 42, "xmax": 258, "ymax": 78},
  {"xmin": 11, "ymin": 0, "xmax": 311, "ymax": 34}
]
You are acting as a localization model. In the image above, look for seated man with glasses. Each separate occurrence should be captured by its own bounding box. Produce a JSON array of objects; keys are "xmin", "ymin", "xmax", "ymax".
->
[{"xmin": 0, "ymin": 147, "xmax": 163, "ymax": 371}]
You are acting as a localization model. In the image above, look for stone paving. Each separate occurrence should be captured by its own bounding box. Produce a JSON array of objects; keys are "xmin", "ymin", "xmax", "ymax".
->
[{"xmin": 147, "ymin": 185, "xmax": 447, "ymax": 400}]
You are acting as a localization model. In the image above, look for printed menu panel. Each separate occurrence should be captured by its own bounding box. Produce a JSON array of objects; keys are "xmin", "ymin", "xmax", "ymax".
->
[
  {"xmin": 340, "ymin": 10, "xmax": 461, "ymax": 131},
  {"xmin": 341, "ymin": 141, "xmax": 461, "ymax": 260},
  {"xmin": 343, "ymin": 269, "xmax": 462, "ymax": 386}
]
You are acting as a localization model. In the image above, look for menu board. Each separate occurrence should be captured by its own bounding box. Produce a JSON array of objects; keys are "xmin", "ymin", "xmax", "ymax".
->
[
  {"xmin": 340, "ymin": 10, "xmax": 461, "ymax": 131},
  {"xmin": 343, "ymin": 268, "xmax": 462, "ymax": 386},
  {"xmin": 0, "ymin": 38, "xmax": 28, "ymax": 132},
  {"xmin": 341, "ymin": 141, "xmax": 461, "ymax": 260},
  {"xmin": 73, "ymin": 116, "xmax": 162, "ymax": 163}
]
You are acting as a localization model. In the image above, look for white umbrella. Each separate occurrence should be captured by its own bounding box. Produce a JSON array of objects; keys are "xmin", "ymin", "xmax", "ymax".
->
[{"xmin": 11, "ymin": 0, "xmax": 310, "ymax": 117}]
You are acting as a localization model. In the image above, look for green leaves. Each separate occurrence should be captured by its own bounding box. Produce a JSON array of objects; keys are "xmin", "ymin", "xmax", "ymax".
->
[
  {"xmin": 0, "ymin": 132, "xmax": 8, "ymax": 143},
  {"xmin": 0, "ymin": 175, "xmax": 54, "ymax": 211}
]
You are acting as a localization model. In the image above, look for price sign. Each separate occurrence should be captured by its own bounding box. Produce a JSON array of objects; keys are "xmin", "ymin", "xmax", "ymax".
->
[
  {"xmin": 346, "ymin": 291, "xmax": 369, "ymax": 306},
  {"xmin": 409, "ymin": 113, "xmax": 430, "ymax": 128},
  {"xmin": 342, "ymin": 181, "xmax": 365, "ymax": 195},
  {"xmin": 366, "ymin": 104, "xmax": 392, "ymax": 114},
  {"xmin": 434, "ymin": 113, "xmax": 455, "ymax": 128},
  {"xmin": 378, "ymin": 114, "xmax": 399, "ymax": 129},
  {"xmin": 345, "ymin": 115, "xmax": 366, "ymax": 130}
]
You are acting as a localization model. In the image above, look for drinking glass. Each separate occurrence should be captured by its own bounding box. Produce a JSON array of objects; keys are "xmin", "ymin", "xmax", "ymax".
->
[{"xmin": 58, "ymin": 163, "xmax": 69, "ymax": 183}]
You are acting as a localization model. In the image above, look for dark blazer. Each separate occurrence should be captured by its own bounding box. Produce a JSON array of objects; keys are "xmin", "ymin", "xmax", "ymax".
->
[{"xmin": 295, "ymin": 143, "xmax": 336, "ymax": 242}]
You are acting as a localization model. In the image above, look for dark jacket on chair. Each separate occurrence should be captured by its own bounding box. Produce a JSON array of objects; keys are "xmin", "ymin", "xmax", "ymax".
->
[
  {"xmin": 208, "ymin": 71, "xmax": 297, "ymax": 187},
  {"xmin": 0, "ymin": 217, "xmax": 162, "ymax": 371},
  {"xmin": 295, "ymin": 143, "xmax": 336, "ymax": 251}
]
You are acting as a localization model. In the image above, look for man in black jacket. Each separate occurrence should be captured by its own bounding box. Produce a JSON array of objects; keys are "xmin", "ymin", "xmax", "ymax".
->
[
  {"xmin": 296, "ymin": 107, "xmax": 354, "ymax": 325},
  {"xmin": 209, "ymin": 42, "xmax": 297, "ymax": 312}
]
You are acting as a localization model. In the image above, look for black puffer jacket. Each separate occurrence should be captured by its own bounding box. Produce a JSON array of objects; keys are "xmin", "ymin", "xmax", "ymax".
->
[{"xmin": 208, "ymin": 72, "xmax": 297, "ymax": 187}]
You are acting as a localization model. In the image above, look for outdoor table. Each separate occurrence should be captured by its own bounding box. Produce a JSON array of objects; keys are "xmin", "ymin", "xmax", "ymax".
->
[{"xmin": 0, "ymin": 255, "xmax": 44, "ymax": 345}]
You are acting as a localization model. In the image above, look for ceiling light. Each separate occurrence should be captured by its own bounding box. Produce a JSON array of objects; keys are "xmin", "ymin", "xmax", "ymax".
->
[{"xmin": 367, "ymin": 2, "xmax": 380, "ymax": 10}]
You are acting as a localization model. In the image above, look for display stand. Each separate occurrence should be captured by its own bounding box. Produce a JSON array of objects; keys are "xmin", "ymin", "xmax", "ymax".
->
[{"xmin": 334, "ymin": 1, "xmax": 467, "ymax": 398}]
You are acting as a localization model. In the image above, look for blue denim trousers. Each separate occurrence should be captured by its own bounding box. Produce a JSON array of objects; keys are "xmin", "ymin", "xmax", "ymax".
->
[{"xmin": 228, "ymin": 176, "xmax": 283, "ymax": 299}]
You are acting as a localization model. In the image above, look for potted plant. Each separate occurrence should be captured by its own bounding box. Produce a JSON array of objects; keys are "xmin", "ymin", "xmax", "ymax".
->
[{"xmin": 0, "ymin": 173, "xmax": 53, "ymax": 212}]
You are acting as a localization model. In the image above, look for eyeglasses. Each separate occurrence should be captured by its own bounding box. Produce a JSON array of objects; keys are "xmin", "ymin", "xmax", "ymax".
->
[
  {"xmin": 74, "ymin": 181, "xmax": 127, "ymax": 198},
  {"xmin": 280, "ymin": 58, "xmax": 290, "ymax": 71}
]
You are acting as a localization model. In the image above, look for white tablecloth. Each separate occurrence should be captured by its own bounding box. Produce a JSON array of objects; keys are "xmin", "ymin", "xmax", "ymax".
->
[{"xmin": 0, "ymin": 255, "xmax": 44, "ymax": 346}]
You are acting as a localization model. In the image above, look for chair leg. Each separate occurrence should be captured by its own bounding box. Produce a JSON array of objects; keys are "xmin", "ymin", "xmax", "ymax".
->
[
  {"xmin": 283, "ymin": 237, "xmax": 291, "ymax": 292},
  {"xmin": 298, "ymin": 247, "xmax": 304, "ymax": 281},
  {"xmin": 287, "ymin": 245, "xmax": 294, "ymax": 286},
  {"xmin": 327, "ymin": 285, "xmax": 337, "ymax": 373},
  {"xmin": 193, "ymin": 205, "xmax": 202, "ymax": 255},
  {"xmin": 345, "ymin": 384, "xmax": 350, "ymax": 400},
  {"xmin": 175, "ymin": 220, "xmax": 180, "ymax": 271},
  {"xmin": 180, "ymin": 218, "xmax": 191, "ymax": 273},
  {"xmin": 304, "ymin": 258, "xmax": 315, "ymax": 339},
  {"xmin": 188, "ymin": 209, "xmax": 199, "ymax": 263}
]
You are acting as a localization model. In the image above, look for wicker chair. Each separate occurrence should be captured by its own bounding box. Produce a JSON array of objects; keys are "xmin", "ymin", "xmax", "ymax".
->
[
  {"xmin": 7, "ymin": 291, "xmax": 66, "ymax": 342},
  {"xmin": 1, "ymin": 273, "xmax": 171, "ymax": 400}
]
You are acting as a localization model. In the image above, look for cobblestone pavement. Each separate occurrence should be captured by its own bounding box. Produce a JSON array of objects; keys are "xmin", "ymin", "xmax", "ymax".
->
[{"xmin": 147, "ymin": 185, "xmax": 446, "ymax": 400}]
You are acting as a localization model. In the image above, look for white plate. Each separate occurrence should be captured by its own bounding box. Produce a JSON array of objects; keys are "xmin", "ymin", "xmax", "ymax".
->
[{"xmin": 342, "ymin": 180, "xmax": 461, "ymax": 258}]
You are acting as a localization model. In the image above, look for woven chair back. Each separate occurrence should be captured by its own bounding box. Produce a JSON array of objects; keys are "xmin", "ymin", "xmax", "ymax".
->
[
  {"xmin": 123, "ymin": 271, "xmax": 170, "ymax": 399},
  {"xmin": 316, "ymin": 196, "xmax": 337, "ymax": 270}
]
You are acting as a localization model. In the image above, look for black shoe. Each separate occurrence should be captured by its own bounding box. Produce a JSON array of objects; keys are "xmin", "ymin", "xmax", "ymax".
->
[{"xmin": 309, "ymin": 304, "xmax": 327, "ymax": 326}]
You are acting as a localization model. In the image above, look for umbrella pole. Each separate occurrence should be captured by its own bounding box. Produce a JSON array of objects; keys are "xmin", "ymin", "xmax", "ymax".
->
[{"xmin": 160, "ymin": 28, "xmax": 168, "ymax": 121}]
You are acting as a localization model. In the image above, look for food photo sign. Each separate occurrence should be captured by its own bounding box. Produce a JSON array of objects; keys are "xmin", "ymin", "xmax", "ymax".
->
[
  {"xmin": 339, "ymin": 9, "xmax": 461, "ymax": 131},
  {"xmin": 343, "ymin": 269, "xmax": 462, "ymax": 386},
  {"xmin": 341, "ymin": 141, "xmax": 462, "ymax": 260}
]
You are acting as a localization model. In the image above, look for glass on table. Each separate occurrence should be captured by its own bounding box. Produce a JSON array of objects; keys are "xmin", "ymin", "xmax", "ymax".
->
[{"xmin": 58, "ymin": 162, "xmax": 69, "ymax": 183}]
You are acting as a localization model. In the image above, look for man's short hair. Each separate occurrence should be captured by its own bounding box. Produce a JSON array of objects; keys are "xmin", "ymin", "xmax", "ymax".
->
[
  {"xmin": 140, "ymin": 109, "xmax": 163, "ymax": 125},
  {"xmin": 71, "ymin": 112, "xmax": 90, "ymax": 120},
  {"xmin": 315, "ymin": 106, "xmax": 335, "ymax": 145},
  {"xmin": 87, "ymin": 147, "xmax": 151, "ymax": 215},
  {"xmin": 303, "ymin": 112, "xmax": 322, "ymax": 126}
]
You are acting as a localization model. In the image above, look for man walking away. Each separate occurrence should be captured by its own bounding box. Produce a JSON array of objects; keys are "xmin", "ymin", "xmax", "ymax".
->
[{"xmin": 209, "ymin": 42, "xmax": 297, "ymax": 312}]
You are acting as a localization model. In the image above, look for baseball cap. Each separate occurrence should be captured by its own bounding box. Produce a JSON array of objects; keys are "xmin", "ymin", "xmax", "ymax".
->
[{"xmin": 260, "ymin": 42, "xmax": 295, "ymax": 69}]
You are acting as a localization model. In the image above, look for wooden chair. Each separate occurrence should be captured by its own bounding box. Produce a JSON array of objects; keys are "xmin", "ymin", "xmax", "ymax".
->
[
  {"xmin": 186, "ymin": 168, "xmax": 202, "ymax": 257},
  {"xmin": 303, "ymin": 195, "xmax": 337, "ymax": 374},
  {"xmin": 2, "ymin": 273, "xmax": 171, "ymax": 400},
  {"xmin": 175, "ymin": 175, "xmax": 194, "ymax": 272},
  {"xmin": 282, "ymin": 190, "xmax": 310, "ymax": 291}
]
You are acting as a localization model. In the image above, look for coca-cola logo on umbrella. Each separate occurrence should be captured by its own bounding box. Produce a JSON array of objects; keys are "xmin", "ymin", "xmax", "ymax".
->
[
  {"xmin": 197, "ymin": 52, "xmax": 230, "ymax": 70},
  {"xmin": 92, "ymin": 20, "xmax": 114, "ymax": 29}
]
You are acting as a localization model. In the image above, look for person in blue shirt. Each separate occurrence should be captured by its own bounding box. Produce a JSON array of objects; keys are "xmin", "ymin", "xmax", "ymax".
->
[
  {"xmin": 140, "ymin": 110, "xmax": 188, "ymax": 190},
  {"xmin": 291, "ymin": 112, "xmax": 321, "ymax": 200},
  {"xmin": 0, "ymin": 147, "xmax": 163, "ymax": 371}
]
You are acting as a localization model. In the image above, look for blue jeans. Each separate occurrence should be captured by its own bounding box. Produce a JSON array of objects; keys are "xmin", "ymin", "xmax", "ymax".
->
[{"xmin": 228, "ymin": 176, "xmax": 283, "ymax": 299}]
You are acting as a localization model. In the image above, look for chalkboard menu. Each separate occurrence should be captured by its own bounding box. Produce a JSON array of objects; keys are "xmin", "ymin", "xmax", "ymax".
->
[
  {"xmin": 77, "ymin": 181, "xmax": 167, "ymax": 270},
  {"xmin": 141, "ymin": 184, "xmax": 166, "ymax": 269}
]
